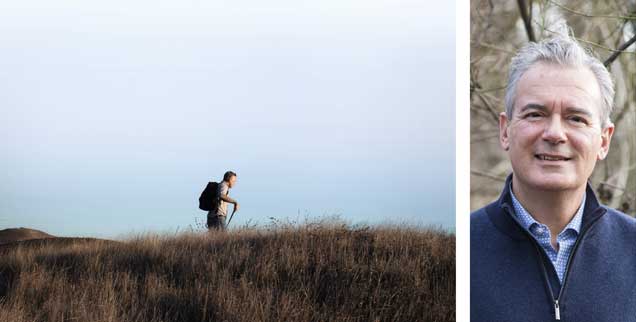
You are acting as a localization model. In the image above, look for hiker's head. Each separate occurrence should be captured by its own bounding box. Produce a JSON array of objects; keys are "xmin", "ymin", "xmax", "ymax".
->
[{"xmin": 223, "ymin": 171, "xmax": 237, "ymax": 188}]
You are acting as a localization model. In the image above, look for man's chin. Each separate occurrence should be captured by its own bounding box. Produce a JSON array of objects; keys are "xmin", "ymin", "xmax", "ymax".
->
[{"xmin": 525, "ymin": 175, "xmax": 579, "ymax": 191}]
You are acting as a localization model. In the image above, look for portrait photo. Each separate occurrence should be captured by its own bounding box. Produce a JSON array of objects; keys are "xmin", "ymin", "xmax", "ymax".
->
[{"xmin": 470, "ymin": 1, "xmax": 636, "ymax": 321}]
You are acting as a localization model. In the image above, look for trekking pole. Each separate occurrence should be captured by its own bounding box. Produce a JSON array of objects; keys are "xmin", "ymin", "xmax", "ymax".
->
[{"xmin": 227, "ymin": 209, "xmax": 237, "ymax": 226}]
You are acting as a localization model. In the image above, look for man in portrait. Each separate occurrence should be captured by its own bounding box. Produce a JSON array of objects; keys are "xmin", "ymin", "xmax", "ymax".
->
[{"xmin": 471, "ymin": 33, "xmax": 636, "ymax": 321}]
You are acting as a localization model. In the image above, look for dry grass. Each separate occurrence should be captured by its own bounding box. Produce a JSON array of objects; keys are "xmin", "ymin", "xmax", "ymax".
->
[
  {"xmin": 0, "ymin": 228, "xmax": 55, "ymax": 245},
  {"xmin": 0, "ymin": 223, "xmax": 454, "ymax": 322}
]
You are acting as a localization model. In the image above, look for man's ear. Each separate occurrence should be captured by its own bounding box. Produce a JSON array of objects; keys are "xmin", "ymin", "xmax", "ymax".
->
[
  {"xmin": 499, "ymin": 112, "xmax": 510, "ymax": 151},
  {"xmin": 597, "ymin": 122, "xmax": 615, "ymax": 160}
]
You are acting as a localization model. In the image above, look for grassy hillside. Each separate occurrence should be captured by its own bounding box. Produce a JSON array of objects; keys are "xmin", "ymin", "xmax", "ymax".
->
[
  {"xmin": 0, "ymin": 224, "xmax": 455, "ymax": 322},
  {"xmin": 0, "ymin": 227, "xmax": 55, "ymax": 245}
]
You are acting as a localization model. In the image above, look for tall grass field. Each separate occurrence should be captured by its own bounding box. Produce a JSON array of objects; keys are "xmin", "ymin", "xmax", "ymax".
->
[{"xmin": 0, "ymin": 223, "xmax": 455, "ymax": 322}]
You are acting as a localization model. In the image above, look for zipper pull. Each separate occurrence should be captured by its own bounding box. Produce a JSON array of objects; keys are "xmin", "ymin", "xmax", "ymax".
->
[{"xmin": 554, "ymin": 300, "xmax": 561, "ymax": 320}]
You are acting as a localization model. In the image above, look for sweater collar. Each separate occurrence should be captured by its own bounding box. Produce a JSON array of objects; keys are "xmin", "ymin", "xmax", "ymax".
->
[
  {"xmin": 508, "ymin": 180, "xmax": 585, "ymax": 236},
  {"xmin": 486, "ymin": 173, "xmax": 607, "ymax": 240}
]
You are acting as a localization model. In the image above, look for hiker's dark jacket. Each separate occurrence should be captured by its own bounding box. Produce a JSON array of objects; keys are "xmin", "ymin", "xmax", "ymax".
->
[{"xmin": 471, "ymin": 174, "xmax": 636, "ymax": 322}]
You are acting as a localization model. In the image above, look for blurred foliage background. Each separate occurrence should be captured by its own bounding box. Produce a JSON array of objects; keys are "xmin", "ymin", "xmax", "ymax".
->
[{"xmin": 470, "ymin": 0, "xmax": 636, "ymax": 214}]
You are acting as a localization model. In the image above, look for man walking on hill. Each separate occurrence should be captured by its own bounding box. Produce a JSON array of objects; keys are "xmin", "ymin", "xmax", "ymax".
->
[{"xmin": 208, "ymin": 171, "xmax": 239, "ymax": 231}]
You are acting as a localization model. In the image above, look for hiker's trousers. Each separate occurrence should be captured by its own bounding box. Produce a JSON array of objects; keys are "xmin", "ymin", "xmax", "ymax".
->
[{"xmin": 207, "ymin": 215, "xmax": 227, "ymax": 231}]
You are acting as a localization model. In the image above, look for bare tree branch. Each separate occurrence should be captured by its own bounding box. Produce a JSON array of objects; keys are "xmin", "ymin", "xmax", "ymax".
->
[
  {"xmin": 472, "ymin": 85, "xmax": 507, "ymax": 94},
  {"xmin": 470, "ymin": 40, "xmax": 517, "ymax": 54},
  {"xmin": 471, "ymin": 132, "xmax": 500, "ymax": 144},
  {"xmin": 517, "ymin": 0, "xmax": 536, "ymax": 42},
  {"xmin": 475, "ymin": 92, "xmax": 501, "ymax": 124},
  {"xmin": 547, "ymin": 0, "xmax": 636, "ymax": 20},
  {"xmin": 540, "ymin": 24, "xmax": 636, "ymax": 56},
  {"xmin": 611, "ymin": 101, "xmax": 633, "ymax": 126},
  {"xmin": 597, "ymin": 181, "xmax": 627, "ymax": 191},
  {"xmin": 604, "ymin": 32, "xmax": 636, "ymax": 66},
  {"xmin": 471, "ymin": 170, "xmax": 506, "ymax": 182},
  {"xmin": 528, "ymin": 0, "xmax": 533, "ymax": 32}
]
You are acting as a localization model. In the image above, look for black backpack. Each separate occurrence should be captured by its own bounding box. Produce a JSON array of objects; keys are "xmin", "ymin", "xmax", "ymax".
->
[{"xmin": 198, "ymin": 182, "xmax": 220, "ymax": 211}]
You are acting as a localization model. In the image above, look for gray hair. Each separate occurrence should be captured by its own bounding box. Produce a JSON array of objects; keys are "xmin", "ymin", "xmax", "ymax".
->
[{"xmin": 504, "ymin": 34, "xmax": 615, "ymax": 128}]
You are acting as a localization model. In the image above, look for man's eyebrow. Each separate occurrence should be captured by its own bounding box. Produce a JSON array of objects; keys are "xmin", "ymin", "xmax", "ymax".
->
[
  {"xmin": 564, "ymin": 106, "xmax": 594, "ymax": 118},
  {"xmin": 518, "ymin": 104, "xmax": 595, "ymax": 118},
  {"xmin": 518, "ymin": 103, "xmax": 548, "ymax": 113}
]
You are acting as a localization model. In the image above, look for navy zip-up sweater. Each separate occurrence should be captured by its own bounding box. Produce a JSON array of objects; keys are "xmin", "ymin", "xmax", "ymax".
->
[{"xmin": 471, "ymin": 174, "xmax": 636, "ymax": 322}]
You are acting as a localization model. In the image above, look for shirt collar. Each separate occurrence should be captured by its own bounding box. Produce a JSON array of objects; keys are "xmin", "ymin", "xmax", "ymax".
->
[{"xmin": 508, "ymin": 181, "xmax": 585, "ymax": 235}]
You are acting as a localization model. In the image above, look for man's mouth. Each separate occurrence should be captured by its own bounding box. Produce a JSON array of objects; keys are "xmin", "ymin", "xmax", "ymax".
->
[{"xmin": 534, "ymin": 154, "xmax": 572, "ymax": 161}]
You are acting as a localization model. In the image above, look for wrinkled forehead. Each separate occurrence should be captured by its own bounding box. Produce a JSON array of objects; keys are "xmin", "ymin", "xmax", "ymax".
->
[{"xmin": 514, "ymin": 62, "xmax": 603, "ymax": 118}]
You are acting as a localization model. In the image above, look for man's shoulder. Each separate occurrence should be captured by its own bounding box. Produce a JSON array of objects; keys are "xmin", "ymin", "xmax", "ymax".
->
[
  {"xmin": 217, "ymin": 181, "xmax": 229, "ymax": 193},
  {"xmin": 470, "ymin": 201, "xmax": 500, "ymax": 231},
  {"xmin": 601, "ymin": 206, "xmax": 636, "ymax": 230},
  {"xmin": 470, "ymin": 199, "xmax": 500, "ymax": 219},
  {"xmin": 470, "ymin": 205, "xmax": 487, "ymax": 219}
]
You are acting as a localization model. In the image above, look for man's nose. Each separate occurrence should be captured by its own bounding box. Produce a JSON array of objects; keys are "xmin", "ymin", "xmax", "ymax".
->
[{"xmin": 542, "ymin": 115, "xmax": 567, "ymax": 144}]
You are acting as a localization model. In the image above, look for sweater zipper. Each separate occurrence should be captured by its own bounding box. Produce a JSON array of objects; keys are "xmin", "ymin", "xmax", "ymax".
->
[{"xmin": 502, "ymin": 205, "xmax": 606, "ymax": 321}]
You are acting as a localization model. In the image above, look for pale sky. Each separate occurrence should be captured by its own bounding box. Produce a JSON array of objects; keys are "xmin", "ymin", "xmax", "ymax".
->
[{"xmin": 0, "ymin": 0, "xmax": 455, "ymax": 238}]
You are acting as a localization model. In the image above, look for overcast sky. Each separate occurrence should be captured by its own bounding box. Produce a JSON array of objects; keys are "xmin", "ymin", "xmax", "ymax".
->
[{"xmin": 0, "ymin": 0, "xmax": 455, "ymax": 238}]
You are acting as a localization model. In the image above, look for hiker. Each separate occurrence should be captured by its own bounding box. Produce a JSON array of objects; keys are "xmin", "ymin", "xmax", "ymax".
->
[{"xmin": 207, "ymin": 171, "xmax": 239, "ymax": 231}]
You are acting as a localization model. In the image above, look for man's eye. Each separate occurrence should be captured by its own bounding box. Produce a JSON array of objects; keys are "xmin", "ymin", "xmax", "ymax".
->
[
  {"xmin": 524, "ymin": 113, "xmax": 542, "ymax": 118},
  {"xmin": 569, "ymin": 116, "xmax": 588, "ymax": 124}
]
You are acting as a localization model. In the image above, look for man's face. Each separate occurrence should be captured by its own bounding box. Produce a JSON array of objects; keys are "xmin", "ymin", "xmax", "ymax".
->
[
  {"xmin": 228, "ymin": 175, "xmax": 237, "ymax": 188},
  {"xmin": 499, "ymin": 62, "xmax": 614, "ymax": 191}
]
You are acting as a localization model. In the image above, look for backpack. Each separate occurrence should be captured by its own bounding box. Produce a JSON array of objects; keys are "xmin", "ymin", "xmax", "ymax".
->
[{"xmin": 198, "ymin": 182, "xmax": 220, "ymax": 211}]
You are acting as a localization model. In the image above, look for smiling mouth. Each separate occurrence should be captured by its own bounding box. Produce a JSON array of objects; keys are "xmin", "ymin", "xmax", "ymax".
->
[{"xmin": 535, "ymin": 154, "xmax": 572, "ymax": 161}]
